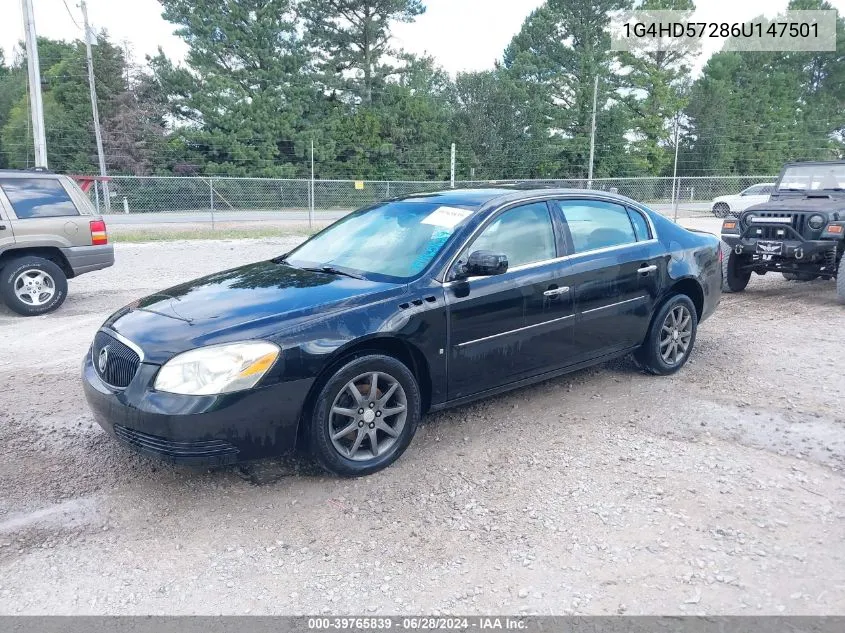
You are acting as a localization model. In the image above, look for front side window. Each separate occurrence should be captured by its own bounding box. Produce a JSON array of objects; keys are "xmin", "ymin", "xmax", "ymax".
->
[
  {"xmin": 559, "ymin": 200, "xmax": 637, "ymax": 253},
  {"xmin": 285, "ymin": 201, "xmax": 472, "ymax": 281},
  {"xmin": 0, "ymin": 178, "xmax": 79, "ymax": 219},
  {"xmin": 466, "ymin": 202, "xmax": 556, "ymax": 268}
]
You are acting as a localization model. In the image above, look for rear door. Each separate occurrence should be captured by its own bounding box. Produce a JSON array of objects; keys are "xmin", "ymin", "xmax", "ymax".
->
[
  {"xmin": 0, "ymin": 176, "xmax": 86, "ymax": 249},
  {"xmin": 553, "ymin": 199, "xmax": 664, "ymax": 361},
  {"xmin": 0, "ymin": 189, "xmax": 15, "ymax": 253}
]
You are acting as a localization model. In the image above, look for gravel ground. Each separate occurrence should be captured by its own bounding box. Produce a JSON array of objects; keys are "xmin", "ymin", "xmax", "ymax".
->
[{"xmin": 0, "ymin": 221, "xmax": 843, "ymax": 615}]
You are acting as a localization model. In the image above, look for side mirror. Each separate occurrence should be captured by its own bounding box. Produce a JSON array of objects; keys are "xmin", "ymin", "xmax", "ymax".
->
[{"xmin": 454, "ymin": 250, "xmax": 508, "ymax": 279}]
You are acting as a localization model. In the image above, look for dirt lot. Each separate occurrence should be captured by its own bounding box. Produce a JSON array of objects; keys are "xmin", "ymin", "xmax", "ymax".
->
[{"xmin": 0, "ymin": 220, "xmax": 843, "ymax": 615}]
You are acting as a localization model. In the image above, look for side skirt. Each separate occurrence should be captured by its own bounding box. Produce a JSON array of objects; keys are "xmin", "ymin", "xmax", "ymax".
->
[{"xmin": 429, "ymin": 346, "xmax": 639, "ymax": 414}]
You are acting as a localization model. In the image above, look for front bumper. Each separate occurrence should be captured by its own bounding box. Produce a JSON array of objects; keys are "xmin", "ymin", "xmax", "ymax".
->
[
  {"xmin": 721, "ymin": 235, "xmax": 836, "ymax": 261},
  {"xmin": 82, "ymin": 351, "xmax": 313, "ymax": 466}
]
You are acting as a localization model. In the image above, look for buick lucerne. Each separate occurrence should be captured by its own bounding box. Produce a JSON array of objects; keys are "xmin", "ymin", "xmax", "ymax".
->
[{"xmin": 82, "ymin": 188, "xmax": 722, "ymax": 476}]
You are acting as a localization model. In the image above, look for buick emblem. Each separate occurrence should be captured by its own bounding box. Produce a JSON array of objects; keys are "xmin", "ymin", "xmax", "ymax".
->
[{"xmin": 98, "ymin": 346, "xmax": 110, "ymax": 373}]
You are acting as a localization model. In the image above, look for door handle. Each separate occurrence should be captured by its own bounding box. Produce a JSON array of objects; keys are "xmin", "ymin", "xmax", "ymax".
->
[
  {"xmin": 543, "ymin": 286, "xmax": 570, "ymax": 297},
  {"xmin": 638, "ymin": 264, "xmax": 657, "ymax": 275},
  {"xmin": 0, "ymin": 225, "xmax": 6, "ymax": 230}
]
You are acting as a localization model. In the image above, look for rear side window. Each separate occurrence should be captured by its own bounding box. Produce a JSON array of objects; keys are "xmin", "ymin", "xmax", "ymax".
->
[
  {"xmin": 0, "ymin": 178, "xmax": 79, "ymax": 219},
  {"xmin": 627, "ymin": 208, "xmax": 651, "ymax": 241},
  {"xmin": 558, "ymin": 200, "xmax": 637, "ymax": 253}
]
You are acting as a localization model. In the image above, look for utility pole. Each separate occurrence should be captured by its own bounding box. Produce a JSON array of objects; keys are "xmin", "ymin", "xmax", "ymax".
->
[
  {"xmin": 587, "ymin": 75, "xmax": 599, "ymax": 189},
  {"xmin": 672, "ymin": 115, "xmax": 680, "ymax": 222},
  {"xmin": 80, "ymin": 0, "xmax": 110, "ymax": 212},
  {"xmin": 21, "ymin": 0, "xmax": 48, "ymax": 168}
]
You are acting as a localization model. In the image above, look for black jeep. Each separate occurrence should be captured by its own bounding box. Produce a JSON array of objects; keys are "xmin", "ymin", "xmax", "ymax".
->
[{"xmin": 720, "ymin": 161, "xmax": 845, "ymax": 302}]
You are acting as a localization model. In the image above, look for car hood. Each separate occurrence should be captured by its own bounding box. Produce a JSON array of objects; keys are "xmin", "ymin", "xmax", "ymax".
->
[
  {"xmin": 104, "ymin": 260, "xmax": 405, "ymax": 363},
  {"xmin": 745, "ymin": 197, "xmax": 845, "ymax": 214}
]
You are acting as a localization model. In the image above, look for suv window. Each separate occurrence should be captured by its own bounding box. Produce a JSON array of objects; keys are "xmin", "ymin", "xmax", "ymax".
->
[
  {"xmin": 0, "ymin": 178, "xmax": 79, "ymax": 219},
  {"xmin": 559, "ymin": 200, "xmax": 637, "ymax": 253},
  {"xmin": 468, "ymin": 202, "xmax": 556, "ymax": 268}
]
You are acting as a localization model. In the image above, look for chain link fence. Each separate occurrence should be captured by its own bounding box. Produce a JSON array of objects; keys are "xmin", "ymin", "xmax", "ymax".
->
[{"xmin": 94, "ymin": 175, "xmax": 777, "ymax": 223}]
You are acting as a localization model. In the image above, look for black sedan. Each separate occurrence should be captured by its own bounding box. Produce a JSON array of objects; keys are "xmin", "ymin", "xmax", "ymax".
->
[{"xmin": 83, "ymin": 188, "xmax": 722, "ymax": 476}]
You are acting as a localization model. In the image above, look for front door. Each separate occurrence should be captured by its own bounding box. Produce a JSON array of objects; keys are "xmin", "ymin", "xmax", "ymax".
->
[
  {"xmin": 553, "ymin": 199, "xmax": 664, "ymax": 361},
  {"xmin": 445, "ymin": 201, "xmax": 577, "ymax": 399}
]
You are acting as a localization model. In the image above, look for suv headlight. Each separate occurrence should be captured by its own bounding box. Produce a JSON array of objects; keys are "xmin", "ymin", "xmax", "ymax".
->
[
  {"xmin": 154, "ymin": 341, "xmax": 280, "ymax": 395},
  {"xmin": 808, "ymin": 214, "xmax": 826, "ymax": 230}
]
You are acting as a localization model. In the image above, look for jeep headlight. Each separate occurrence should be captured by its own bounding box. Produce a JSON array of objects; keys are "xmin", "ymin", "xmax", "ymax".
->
[
  {"xmin": 808, "ymin": 214, "xmax": 826, "ymax": 230},
  {"xmin": 154, "ymin": 341, "xmax": 280, "ymax": 395}
]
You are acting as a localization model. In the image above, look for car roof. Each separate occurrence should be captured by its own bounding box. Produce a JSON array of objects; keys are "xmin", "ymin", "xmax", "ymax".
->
[
  {"xmin": 395, "ymin": 187, "xmax": 644, "ymax": 211},
  {"xmin": 782, "ymin": 161, "xmax": 845, "ymax": 167},
  {"xmin": 0, "ymin": 168, "xmax": 59, "ymax": 178}
]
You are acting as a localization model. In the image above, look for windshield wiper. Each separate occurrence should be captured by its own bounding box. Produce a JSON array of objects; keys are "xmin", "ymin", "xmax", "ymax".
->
[{"xmin": 302, "ymin": 265, "xmax": 365, "ymax": 280}]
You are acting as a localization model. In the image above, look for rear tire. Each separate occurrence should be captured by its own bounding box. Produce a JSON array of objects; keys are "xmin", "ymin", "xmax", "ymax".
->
[
  {"xmin": 712, "ymin": 203, "xmax": 731, "ymax": 218},
  {"xmin": 837, "ymin": 257, "xmax": 845, "ymax": 304},
  {"xmin": 308, "ymin": 354, "xmax": 421, "ymax": 477},
  {"xmin": 721, "ymin": 242, "xmax": 751, "ymax": 293},
  {"xmin": 0, "ymin": 256, "xmax": 68, "ymax": 316},
  {"xmin": 634, "ymin": 294, "xmax": 698, "ymax": 376}
]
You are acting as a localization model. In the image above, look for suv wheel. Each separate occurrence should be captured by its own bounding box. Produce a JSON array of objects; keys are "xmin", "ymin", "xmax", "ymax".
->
[
  {"xmin": 634, "ymin": 294, "xmax": 698, "ymax": 375},
  {"xmin": 837, "ymin": 257, "xmax": 845, "ymax": 304},
  {"xmin": 721, "ymin": 242, "xmax": 751, "ymax": 293},
  {"xmin": 309, "ymin": 354, "xmax": 421, "ymax": 477},
  {"xmin": 0, "ymin": 256, "xmax": 68, "ymax": 316}
]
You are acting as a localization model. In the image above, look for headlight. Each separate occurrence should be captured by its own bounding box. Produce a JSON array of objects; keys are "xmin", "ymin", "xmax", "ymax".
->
[
  {"xmin": 808, "ymin": 214, "xmax": 826, "ymax": 230},
  {"xmin": 154, "ymin": 341, "xmax": 280, "ymax": 395},
  {"xmin": 743, "ymin": 212, "xmax": 755, "ymax": 224}
]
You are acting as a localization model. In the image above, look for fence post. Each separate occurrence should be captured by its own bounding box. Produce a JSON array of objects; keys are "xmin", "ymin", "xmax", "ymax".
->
[
  {"xmin": 386, "ymin": 181, "xmax": 390, "ymax": 198},
  {"xmin": 93, "ymin": 180, "xmax": 101, "ymax": 214},
  {"xmin": 209, "ymin": 178, "xmax": 215, "ymax": 230},
  {"xmin": 450, "ymin": 143, "xmax": 456, "ymax": 189},
  {"xmin": 309, "ymin": 140, "xmax": 315, "ymax": 230},
  {"xmin": 673, "ymin": 177, "xmax": 681, "ymax": 222}
]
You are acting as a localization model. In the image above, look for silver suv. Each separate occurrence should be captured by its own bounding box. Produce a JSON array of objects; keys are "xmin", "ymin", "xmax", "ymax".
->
[{"xmin": 0, "ymin": 169, "xmax": 114, "ymax": 316}]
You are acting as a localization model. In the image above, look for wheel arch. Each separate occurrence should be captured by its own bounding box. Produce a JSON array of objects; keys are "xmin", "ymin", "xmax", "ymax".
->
[
  {"xmin": 294, "ymin": 335, "xmax": 433, "ymax": 448},
  {"xmin": 0, "ymin": 247, "xmax": 74, "ymax": 279},
  {"xmin": 661, "ymin": 276, "xmax": 704, "ymax": 321}
]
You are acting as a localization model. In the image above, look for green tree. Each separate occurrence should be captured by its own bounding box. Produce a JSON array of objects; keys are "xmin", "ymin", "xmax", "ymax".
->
[
  {"xmin": 503, "ymin": 0, "xmax": 633, "ymax": 178},
  {"xmin": 153, "ymin": 0, "xmax": 312, "ymax": 176},
  {"xmin": 618, "ymin": 0, "xmax": 698, "ymax": 175},
  {"xmin": 301, "ymin": 0, "xmax": 425, "ymax": 105}
]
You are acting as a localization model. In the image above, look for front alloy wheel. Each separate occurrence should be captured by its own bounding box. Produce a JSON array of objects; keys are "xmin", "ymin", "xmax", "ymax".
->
[
  {"xmin": 310, "ymin": 354, "xmax": 420, "ymax": 477},
  {"xmin": 328, "ymin": 371, "xmax": 408, "ymax": 461}
]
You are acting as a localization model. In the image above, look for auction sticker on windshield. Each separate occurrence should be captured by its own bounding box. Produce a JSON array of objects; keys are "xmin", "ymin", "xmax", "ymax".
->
[{"xmin": 421, "ymin": 206, "xmax": 473, "ymax": 228}]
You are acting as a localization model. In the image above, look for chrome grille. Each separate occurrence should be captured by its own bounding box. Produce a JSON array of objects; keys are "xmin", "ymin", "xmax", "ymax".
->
[{"xmin": 92, "ymin": 331, "xmax": 140, "ymax": 388}]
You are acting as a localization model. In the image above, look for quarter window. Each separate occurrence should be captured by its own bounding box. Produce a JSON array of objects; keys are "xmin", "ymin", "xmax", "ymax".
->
[
  {"xmin": 559, "ymin": 200, "xmax": 637, "ymax": 253},
  {"xmin": 468, "ymin": 202, "xmax": 556, "ymax": 268},
  {"xmin": 0, "ymin": 178, "xmax": 79, "ymax": 219},
  {"xmin": 627, "ymin": 208, "xmax": 651, "ymax": 241}
]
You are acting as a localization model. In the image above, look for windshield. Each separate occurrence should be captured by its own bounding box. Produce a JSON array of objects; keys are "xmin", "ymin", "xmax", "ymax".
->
[
  {"xmin": 284, "ymin": 200, "xmax": 474, "ymax": 281},
  {"xmin": 777, "ymin": 165, "xmax": 845, "ymax": 191}
]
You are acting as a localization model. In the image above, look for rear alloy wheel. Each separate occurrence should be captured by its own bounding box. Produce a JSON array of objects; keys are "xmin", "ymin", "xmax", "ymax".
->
[
  {"xmin": 782, "ymin": 272, "xmax": 819, "ymax": 282},
  {"xmin": 310, "ymin": 354, "xmax": 420, "ymax": 477},
  {"xmin": 712, "ymin": 202, "xmax": 731, "ymax": 218},
  {"xmin": 0, "ymin": 256, "xmax": 68, "ymax": 316},
  {"xmin": 721, "ymin": 242, "xmax": 751, "ymax": 293},
  {"xmin": 634, "ymin": 294, "xmax": 698, "ymax": 375}
]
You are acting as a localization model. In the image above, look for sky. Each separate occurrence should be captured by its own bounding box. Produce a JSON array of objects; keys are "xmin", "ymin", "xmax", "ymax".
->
[{"xmin": 1, "ymin": 0, "xmax": 843, "ymax": 76}]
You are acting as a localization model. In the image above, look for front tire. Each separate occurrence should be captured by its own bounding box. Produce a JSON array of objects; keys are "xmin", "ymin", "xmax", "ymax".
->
[
  {"xmin": 721, "ymin": 242, "xmax": 751, "ymax": 293},
  {"xmin": 0, "ymin": 256, "xmax": 68, "ymax": 316},
  {"xmin": 634, "ymin": 294, "xmax": 698, "ymax": 376},
  {"xmin": 309, "ymin": 354, "xmax": 421, "ymax": 477}
]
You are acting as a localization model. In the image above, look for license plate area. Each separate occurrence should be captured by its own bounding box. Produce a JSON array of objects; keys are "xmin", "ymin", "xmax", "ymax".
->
[{"xmin": 756, "ymin": 241, "xmax": 783, "ymax": 255}]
